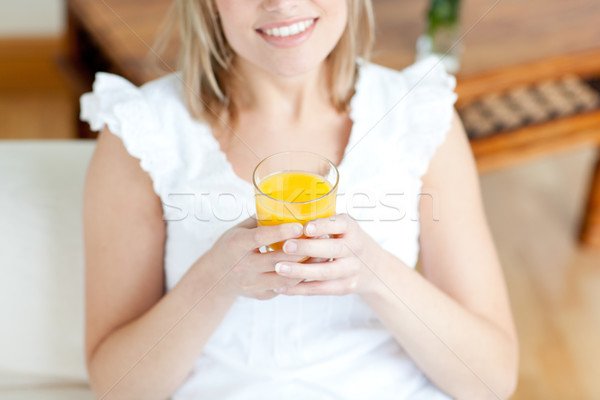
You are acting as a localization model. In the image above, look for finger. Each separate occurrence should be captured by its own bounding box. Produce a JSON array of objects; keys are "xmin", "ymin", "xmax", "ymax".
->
[
  {"xmin": 251, "ymin": 291, "xmax": 278, "ymax": 301},
  {"xmin": 296, "ymin": 238, "xmax": 330, "ymax": 263},
  {"xmin": 274, "ymin": 258, "xmax": 358, "ymax": 281},
  {"xmin": 303, "ymin": 256, "xmax": 331, "ymax": 264},
  {"xmin": 239, "ymin": 272, "xmax": 302, "ymax": 295},
  {"xmin": 255, "ymin": 249, "xmax": 310, "ymax": 271},
  {"xmin": 304, "ymin": 213, "xmax": 354, "ymax": 237},
  {"xmin": 245, "ymin": 222, "xmax": 304, "ymax": 249},
  {"xmin": 237, "ymin": 215, "xmax": 258, "ymax": 229},
  {"xmin": 254, "ymin": 272, "xmax": 304, "ymax": 300},
  {"xmin": 282, "ymin": 238, "xmax": 348, "ymax": 259},
  {"xmin": 259, "ymin": 272, "xmax": 303, "ymax": 291},
  {"xmin": 276, "ymin": 277, "xmax": 358, "ymax": 296}
]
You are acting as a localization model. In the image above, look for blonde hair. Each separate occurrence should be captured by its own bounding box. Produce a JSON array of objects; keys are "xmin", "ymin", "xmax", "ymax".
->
[{"xmin": 175, "ymin": 0, "xmax": 374, "ymax": 126}]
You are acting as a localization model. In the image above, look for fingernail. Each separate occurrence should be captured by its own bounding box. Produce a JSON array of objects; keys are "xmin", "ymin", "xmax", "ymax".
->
[
  {"xmin": 284, "ymin": 240, "xmax": 297, "ymax": 254},
  {"xmin": 305, "ymin": 223, "xmax": 316, "ymax": 235},
  {"xmin": 275, "ymin": 263, "xmax": 291, "ymax": 274},
  {"xmin": 292, "ymin": 223, "xmax": 303, "ymax": 235},
  {"xmin": 274, "ymin": 287, "xmax": 287, "ymax": 294}
]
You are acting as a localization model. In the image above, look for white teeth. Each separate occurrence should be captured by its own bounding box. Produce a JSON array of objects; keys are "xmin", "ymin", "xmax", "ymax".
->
[{"xmin": 262, "ymin": 19, "xmax": 315, "ymax": 38}]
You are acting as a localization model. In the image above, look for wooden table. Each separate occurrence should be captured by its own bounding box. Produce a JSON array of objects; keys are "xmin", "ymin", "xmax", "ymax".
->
[{"xmin": 65, "ymin": 0, "xmax": 600, "ymax": 245}]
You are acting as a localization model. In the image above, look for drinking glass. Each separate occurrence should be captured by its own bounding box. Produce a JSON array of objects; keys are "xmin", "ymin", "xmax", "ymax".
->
[{"xmin": 252, "ymin": 151, "xmax": 339, "ymax": 252}]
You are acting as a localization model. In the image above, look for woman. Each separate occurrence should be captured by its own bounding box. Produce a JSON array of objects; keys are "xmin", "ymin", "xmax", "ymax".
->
[{"xmin": 81, "ymin": 0, "xmax": 519, "ymax": 399}]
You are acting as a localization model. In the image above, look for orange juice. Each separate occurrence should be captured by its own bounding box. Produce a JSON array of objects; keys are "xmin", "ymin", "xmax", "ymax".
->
[{"xmin": 255, "ymin": 170, "xmax": 337, "ymax": 250}]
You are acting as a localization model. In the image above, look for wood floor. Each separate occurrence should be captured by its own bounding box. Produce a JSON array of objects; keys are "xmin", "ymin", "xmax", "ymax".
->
[
  {"xmin": 481, "ymin": 149, "xmax": 600, "ymax": 399},
  {"xmin": 2, "ymin": 41, "xmax": 600, "ymax": 400}
]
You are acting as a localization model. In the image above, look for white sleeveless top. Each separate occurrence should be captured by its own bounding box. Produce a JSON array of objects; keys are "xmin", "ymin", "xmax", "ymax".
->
[{"xmin": 81, "ymin": 56, "xmax": 457, "ymax": 400}]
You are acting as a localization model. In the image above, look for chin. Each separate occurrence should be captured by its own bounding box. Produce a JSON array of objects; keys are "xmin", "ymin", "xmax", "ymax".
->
[{"xmin": 258, "ymin": 53, "xmax": 327, "ymax": 78}]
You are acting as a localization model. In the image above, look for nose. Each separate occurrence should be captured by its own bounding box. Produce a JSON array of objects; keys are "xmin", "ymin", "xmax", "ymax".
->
[{"xmin": 262, "ymin": 0, "xmax": 300, "ymax": 13}]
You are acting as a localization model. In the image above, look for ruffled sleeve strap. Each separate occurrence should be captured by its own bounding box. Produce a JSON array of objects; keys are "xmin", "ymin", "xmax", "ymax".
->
[
  {"xmin": 401, "ymin": 56, "xmax": 458, "ymax": 180},
  {"xmin": 80, "ymin": 72, "xmax": 170, "ymax": 198}
]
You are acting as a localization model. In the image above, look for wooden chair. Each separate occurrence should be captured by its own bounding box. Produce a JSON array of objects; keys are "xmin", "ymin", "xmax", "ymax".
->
[{"xmin": 455, "ymin": 50, "xmax": 600, "ymax": 246}]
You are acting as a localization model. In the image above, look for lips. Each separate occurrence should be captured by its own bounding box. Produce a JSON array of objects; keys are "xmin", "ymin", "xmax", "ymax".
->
[
  {"xmin": 261, "ymin": 18, "xmax": 315, "ymax": 38},
  {"xmin": 256, "ymin": 17, "xmax": 318, "ymax": 48},
  {"xmin": 256, "ymin": 17, "xmax": 318, "ymax": 32}
]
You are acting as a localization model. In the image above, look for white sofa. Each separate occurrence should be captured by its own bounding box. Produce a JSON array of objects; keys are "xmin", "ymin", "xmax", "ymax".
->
[{"xmin": 0, "ymin": 140, "xmax": 95, "ymax": 399}]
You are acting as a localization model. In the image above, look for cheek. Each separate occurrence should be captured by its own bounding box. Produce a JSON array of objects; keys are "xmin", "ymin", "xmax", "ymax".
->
[
  {"xmin": 319, "ymin": 0, "xmax": 349, "ymax": 20},
  {"xmin": 214, "ymin": 1, "xmax": 255, "ymax": 50},
  {"xmin": 318, "ymin": 0, "xmax": 349, "ymax": 44}
]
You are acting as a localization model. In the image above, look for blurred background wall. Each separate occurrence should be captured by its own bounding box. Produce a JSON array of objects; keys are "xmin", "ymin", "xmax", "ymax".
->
[
  {"xmin": 0, "ymin": 0, "xmax": 73, "ymax": 140},
  {"xmin": 0, "ymin": 0, "xmax": 65, "ymax": 37}
]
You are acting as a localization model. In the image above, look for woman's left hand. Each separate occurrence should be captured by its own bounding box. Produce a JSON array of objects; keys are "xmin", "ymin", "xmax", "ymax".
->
[{"xmin": 274, "ymin": 213, "xmax": 383, "ymax": 296}]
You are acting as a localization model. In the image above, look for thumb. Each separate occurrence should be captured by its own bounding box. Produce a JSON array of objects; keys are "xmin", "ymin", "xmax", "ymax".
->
[{"xmin": 237, "ymin": 215, "xmax": 258, "ymax": 229}]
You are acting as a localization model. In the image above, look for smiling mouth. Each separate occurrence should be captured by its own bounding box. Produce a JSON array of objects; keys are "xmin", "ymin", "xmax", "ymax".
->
[{"xmin": 257, "ymin": 18, "xmax": 318, "ymax": 38}]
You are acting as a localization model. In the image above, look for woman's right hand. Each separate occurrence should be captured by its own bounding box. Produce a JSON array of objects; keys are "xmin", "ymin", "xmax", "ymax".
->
[{"xmin": 204, "ymin": 217, "xmax": 307, "ymax": 300}]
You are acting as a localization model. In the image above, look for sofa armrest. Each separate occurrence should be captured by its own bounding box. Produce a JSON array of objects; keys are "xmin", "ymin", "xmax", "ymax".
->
[{"xmin": 0, "ymin": 140, "xmax": 95, "ymax": 386}]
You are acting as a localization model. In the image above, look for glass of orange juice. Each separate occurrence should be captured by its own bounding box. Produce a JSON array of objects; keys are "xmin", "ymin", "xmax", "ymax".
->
[{"xmin": 252, "ymin": 151, "xmax": 339, "ymax": 252}]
